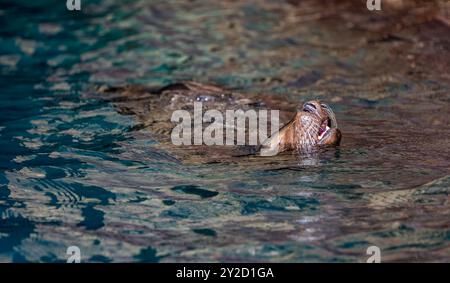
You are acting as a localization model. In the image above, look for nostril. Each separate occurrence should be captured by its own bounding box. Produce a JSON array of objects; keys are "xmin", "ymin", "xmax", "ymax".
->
[{"xmin": 303, "ymin": 102, "xmax": 316, "ymax": 112}]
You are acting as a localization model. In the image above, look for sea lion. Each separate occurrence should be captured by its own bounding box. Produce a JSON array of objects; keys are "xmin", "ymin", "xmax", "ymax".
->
[
  {"xmin": 96, "ymin": 81, "xmax": 341, "ymax": 158},
  {"xmin": 261, "ymin": 100, "xmax": 341, "ymax": 155}
]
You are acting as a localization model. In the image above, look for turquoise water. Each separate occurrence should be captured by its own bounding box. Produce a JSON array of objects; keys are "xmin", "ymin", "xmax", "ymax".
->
[{"xmin": 1, "ymin": 0, "xmax": 450, "ymax": 262}]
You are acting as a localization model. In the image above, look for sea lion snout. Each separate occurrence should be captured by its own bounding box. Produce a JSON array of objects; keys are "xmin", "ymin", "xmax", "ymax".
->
[{"xmin": 302, "ymin": 100, "xmax": 330, "ymax": 122}]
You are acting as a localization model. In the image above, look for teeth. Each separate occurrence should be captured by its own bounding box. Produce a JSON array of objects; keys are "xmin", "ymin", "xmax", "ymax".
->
[{"xmin": 318, "ymin": 126, "xmax": 331, "ymax": 140}]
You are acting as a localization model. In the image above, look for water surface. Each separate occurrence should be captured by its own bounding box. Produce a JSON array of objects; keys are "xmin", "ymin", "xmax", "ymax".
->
[{"xmin": 0, "ymin": 0, "xmax": 449, "ymax": 262}]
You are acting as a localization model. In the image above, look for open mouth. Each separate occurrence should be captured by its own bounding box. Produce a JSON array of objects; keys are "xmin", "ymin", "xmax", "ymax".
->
[
  {"xmin": 317, "ymin": 118, "xmax": 331, "ymax": 140},
  {"xmin": 302, "ymin": 102, "xmax": 336, "ymax": 141}
]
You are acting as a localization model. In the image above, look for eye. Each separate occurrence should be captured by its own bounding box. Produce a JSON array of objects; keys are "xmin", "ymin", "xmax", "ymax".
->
[{"xmin": 321, "ymin": 103, "xmax": 329, "ymax": 109}]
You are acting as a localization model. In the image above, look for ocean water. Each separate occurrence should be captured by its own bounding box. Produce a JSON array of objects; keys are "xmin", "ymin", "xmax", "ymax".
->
[{"xmin": 0, "ymin": 0, "xmax": 450, "ymax": 262}]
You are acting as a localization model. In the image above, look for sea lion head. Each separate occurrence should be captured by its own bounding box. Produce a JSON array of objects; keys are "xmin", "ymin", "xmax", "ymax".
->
[
  {"xmin": 260, "ymin": 99, "xmax": 341, "ymax": 156},
  {"xmin": 300, "ymin": 100, "xmax": 341, "ymax": 148}
]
